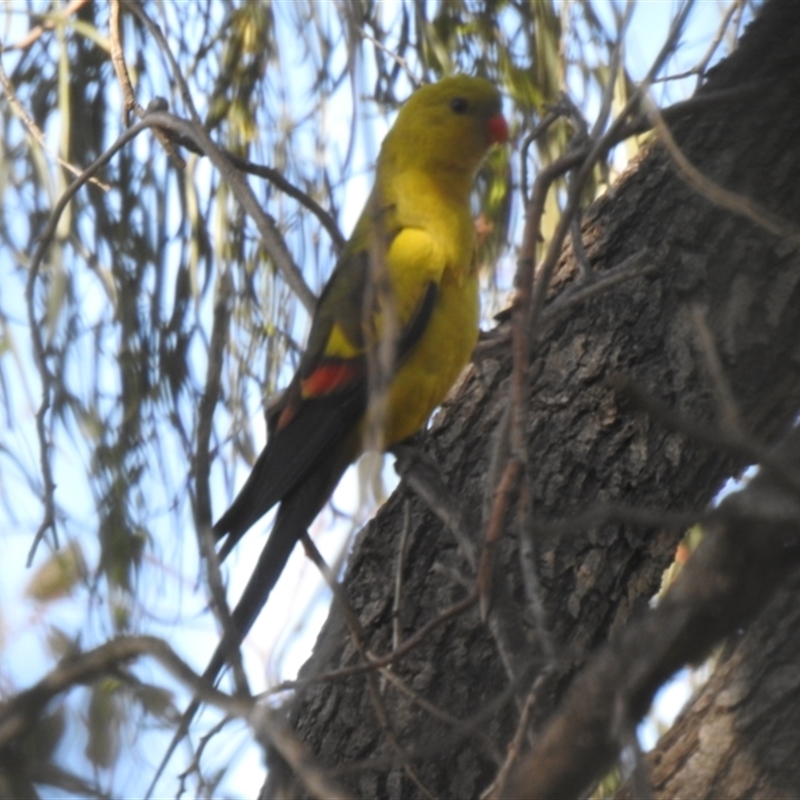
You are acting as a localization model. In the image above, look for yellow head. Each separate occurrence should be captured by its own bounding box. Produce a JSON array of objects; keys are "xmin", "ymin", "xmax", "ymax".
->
[{"xmin": 379, "ymin": 75, "xmax": 508, "ymax": 181}]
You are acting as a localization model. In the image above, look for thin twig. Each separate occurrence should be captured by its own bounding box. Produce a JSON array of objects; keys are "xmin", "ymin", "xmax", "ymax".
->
[
  {"xmin": 377, "ymin": 666, "xmax": 505, "ymax": 766},
  {"xmin": 123, "ymin": 1, "xmax": 202, "ymax": 124},
  {"xmin": 176, "ymin": 714, "xmax": 233, "ymax": 794},
  {"xmin": 529, "ymin": 0, "xmax": 698, "ymax": 346},
  {"xmin": 190, "ymin": 271, "xmax": 248, "ymax": 692},
  {"xmin": 694, "ymin": 0, "xmax": 744, "ymax": 91},
  {"xmin": 302, "ymin": 533, "xmax": 502, "ymax": 768},
  {"xmin": 108, "ymin": 1, "xmax": 136, "ymax": 120},
  {"xmin": 108, "ymin": 1, "xmax": 185, "ymax": 167},
  {"xmin": 487, "ymin": 0, "xmax": 697, "ymax": 600},
  {"xmin": 356, "ymin": 26, "xmax": 419, "ymax": 88},
  {"xmin": 225, "ymin": 153, "xmax": 345, "ymax": 252},
  {"xmin": 20, "ymin": 117, "xmax": 187, "ymax": 564},
  {"xmin": 517, "ymin": 481, "xmax": 555, "ymax": 665},
  {"xmin": 266, "ymin": 593, "xmax": 478, "ymax": 694},
  {"xmin": 529, "ymin": 502, "xmax": 705, "ymax": 541},
  {"xmin": 3, "ymin": 0, "xmax": 91, "ymax": 51},
  {"xmin": 520, "ymin": 107, "xmax": 563, "ymax": 207},
  {"xmin": 541, "ymin": 249, "xmax": 655, "ymax": 323},
  {"xmin": 691, "ymin": 304, "xmax": 744, "ymax": 436},
  {"xmin": 474, "ymin": 250, "xmax": 656, "ymax": 364},
  {"xmin": 478, "ymin": 460, "xmax": 520, "ymax": 620},
  {"xmin": 251, "ymin": 704, "xmax": 352, "ymax": 800},
  {"xmin": 589, "ymin": 2, "xmax": 635, "ymax": 141},
  {"xmin": 612, "ymin": 82, "xmax": 761, "ymax": 144},
  {"xmin": 327, "ymin": 672, "xmax": 528, "ymax": 778},
  {"xmin": 393, "ymin": 445, "xmax": 477, "ymax": 571},
  {"xmin": 393, "ymin": 498, "xmax": 412, "ymax": 650},
  {"xmin": 481, "ymin": 673, "xmax": 549, "ymax": 800}
]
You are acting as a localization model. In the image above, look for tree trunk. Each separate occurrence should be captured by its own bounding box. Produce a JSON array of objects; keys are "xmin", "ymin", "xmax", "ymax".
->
[
  {"xmin": 270, "ymin": 3, "xmax": 800, "ymax": 797},
  {"xmin": 618, "ymin": 572, "xmax": 800, "ymax": 800}
]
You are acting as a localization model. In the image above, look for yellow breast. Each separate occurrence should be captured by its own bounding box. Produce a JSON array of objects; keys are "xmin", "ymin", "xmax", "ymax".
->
[
  {"xmin": 382, "ymin": 267, "xmax": 479, "ymax": 446},
  {"xmin": 360, "ymin": 166, "xmax": 480, "ymax": 450}
]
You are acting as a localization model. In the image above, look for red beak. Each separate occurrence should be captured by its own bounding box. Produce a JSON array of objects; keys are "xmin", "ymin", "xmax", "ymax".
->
[{"xmin": 488, "ymin": 114, "xmax": 509, "ymax": 145}]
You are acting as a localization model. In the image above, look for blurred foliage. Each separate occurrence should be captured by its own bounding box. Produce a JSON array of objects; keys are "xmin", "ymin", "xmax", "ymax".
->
[
  {"xmin": 25, "ymin": 539, "xmax": 87, "ymax": 602},
  {"xmin": 592, "ymin": 763, "xmax": 623, "ymax": 800},
  {"xmin": 0, "ymin": 0, "xmax": 745, "ymax": 796}
]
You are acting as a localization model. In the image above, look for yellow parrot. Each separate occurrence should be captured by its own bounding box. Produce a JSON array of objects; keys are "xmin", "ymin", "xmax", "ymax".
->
[
  {"xmin": 151, "ymin": 76, "xmax": 506, "ymax": 791},
  {"xmin": 213, "ymin": 74, "xmax": 507, "ymax": 651}
]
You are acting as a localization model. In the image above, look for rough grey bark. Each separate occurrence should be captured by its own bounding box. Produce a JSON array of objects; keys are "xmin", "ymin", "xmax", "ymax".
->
[
  {"xmin": 268, "ymin": 3, "xmax": 800, "ymax": 797},
  {"xmin": 618, "ymin": 572, "xmax": 800, "ymax": 800}
]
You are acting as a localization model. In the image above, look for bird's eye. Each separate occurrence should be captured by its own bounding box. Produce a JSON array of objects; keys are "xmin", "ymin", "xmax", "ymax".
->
[{"xmin": 450, "ymin": 97, "xmax": 469, "ymax": 114}]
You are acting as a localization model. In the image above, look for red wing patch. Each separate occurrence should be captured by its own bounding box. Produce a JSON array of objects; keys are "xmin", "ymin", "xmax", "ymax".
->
[{"xmin": 301, "ymin": 361, "xmax": 361, "ymax": 399}]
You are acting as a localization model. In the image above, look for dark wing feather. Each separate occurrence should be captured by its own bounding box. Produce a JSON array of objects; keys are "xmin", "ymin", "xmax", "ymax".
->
[
  {"xmin": 213, "ymin": 365, "xmax": 368, "ymax": 560},
  {"xmin": 396, "ymin": 280, "xmax": 438, "ymax": 359}
]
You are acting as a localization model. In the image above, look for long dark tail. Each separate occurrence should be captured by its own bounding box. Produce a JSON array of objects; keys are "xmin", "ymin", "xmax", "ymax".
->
[
  {"xmin": 146, "ymin": 444, "xmax": 353, "ymax": 798},
  {"xmin": 213, "ymin": 386, "xmax": 369, "ymax": 563}
]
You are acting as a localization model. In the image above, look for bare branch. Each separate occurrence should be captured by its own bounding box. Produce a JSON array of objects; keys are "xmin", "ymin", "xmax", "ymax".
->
[{"xmin": 0, "ymin": 636, "xmax": 253, "ymax": 749}]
